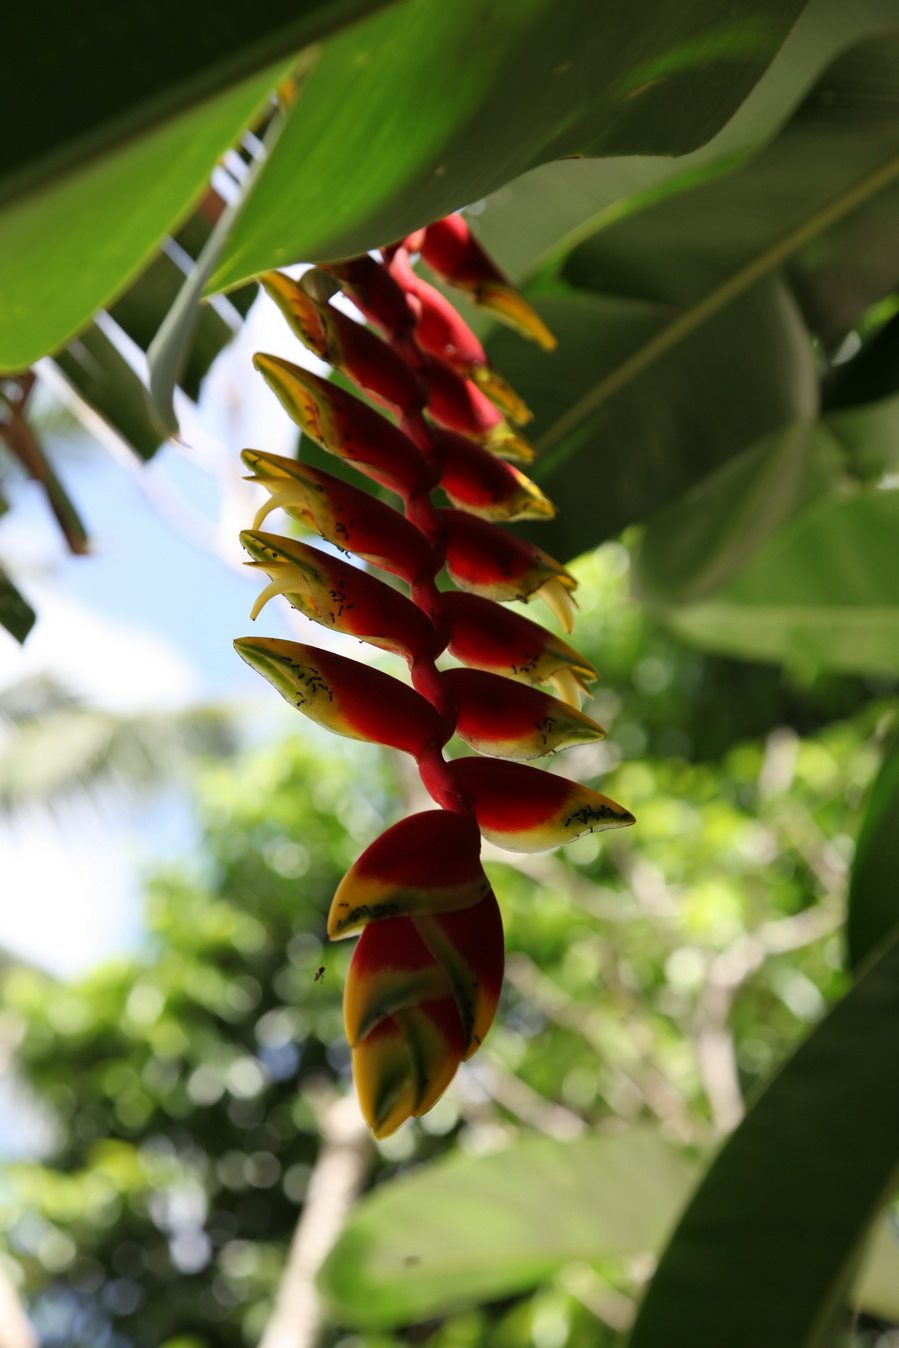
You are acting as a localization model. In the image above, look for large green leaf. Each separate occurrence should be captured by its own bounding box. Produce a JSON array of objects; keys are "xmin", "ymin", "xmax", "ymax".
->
[
  {"xmin": 492, "ymin": 33, "xmax": 899, "ymax": 558},
  {"xmin": 632, "ymin": 423, "xmax": 843, "ymax": 608},
  {"xmin": 319, "ymin": 1130, "xmax": 695, "ymax": 1329},
  {"xmin": 628, "ymin": 933, "xmax": 899, "ymax": 1348},
  {"xmin": 472, "ymin": 0, "xmax": 899, "ymax": 285},
  {"xmin": 210, "ymin": 0, "xmax": 805, "ymax": 291},
  {"xmin": 659, "ymin": 485, "xmax": 899, "ymax": 676},
  {"xmin": 318, "ymin": 1124, "xmax": 899, "ymax": 1332},
  {"xmin": 562, "ymin": 36, "xmax": 899, "ymax": 331},
  {"xmin": 469, "ymin": 30, "xmax": 899, "ymax": 565},
  {"xmin": 486, "ymin": 278, "xmax": 816, "ymax": 560},
  {"xmin": 847, "ymin": 736, "xmax": 899, "ymax": 972},
  {"xmin": 1, "ymin": 1, "xmax": 393, "ymax": 207},
  {"xmin": 0, "ymin": 64, "xmax": 281, "ymax": 371},
  {"xmin": 631, "ymin": 380, "xmax": 899, "ymax": 669}
]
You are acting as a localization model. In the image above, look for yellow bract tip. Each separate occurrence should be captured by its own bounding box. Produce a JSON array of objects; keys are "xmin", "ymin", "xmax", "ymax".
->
[
  {"xmin": 539, "ymin": 577, "xmax": 577, "ymax": 633},
  {"xmin": 471, "ymin": 364, "xmax": 533, "ymax": 426},
  {"xmin": 549, "ymin": 667, "xmax": 588, "ymax": 708},
  {"xmin": 477, "ymin": 283, "xmax": 557, "ymax": 352},
  {"xmin": 485, "ymin": 422, "xmax": 536, "ymax": 464}
]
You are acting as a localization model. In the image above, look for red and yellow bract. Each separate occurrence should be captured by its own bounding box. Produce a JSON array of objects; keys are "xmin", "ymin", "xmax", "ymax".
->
[{"xmin": 236, "ymin": 217, "xmax": 634, "ymax": 1137}]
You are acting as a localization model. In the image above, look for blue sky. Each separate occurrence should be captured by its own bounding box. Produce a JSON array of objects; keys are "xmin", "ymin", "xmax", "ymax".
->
[{"xmin": 0, "ymin": 293, "xmax": 331, "ymax": 978}]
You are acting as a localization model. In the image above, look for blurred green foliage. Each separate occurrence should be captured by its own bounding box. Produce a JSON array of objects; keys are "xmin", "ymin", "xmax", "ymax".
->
[{"xmin": 1, "ymin": 546, "xmax": 894, "ymax": 1347}]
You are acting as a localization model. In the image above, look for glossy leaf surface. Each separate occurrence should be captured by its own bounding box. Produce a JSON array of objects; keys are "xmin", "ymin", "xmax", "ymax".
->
[
  {"xmin": 629, "ymin": 933, "xmax": 899, "ymax": 1348},
  {"xmin": 0, "ymin": 64, "xmax": 282, "ymax": 369},
  {"xmin": 660, "ymin": 486, "xmax": 899, "ymax": 676},
  {"xmin": 471, "ymin": 0, "xmax": 899, "ymax": 286},
  {"xmin": 319, "ymin": 1131, "xmax": 695, "ymax": 1327},
  {"xmin": 0, "ymin": 2, "xmax": 394, "ymax": 207},
  {"xmin": 483, "ymin": 33, "xmax": 899, "ymax": 560},
  {"xmin": 847, "ymin": 735, "xmax": 899, "ymax": 971},
  {"xmin": 488, "ymin": 282, "xmax": 815, "ymax": 561},
  {"xmin": 211, "ymin": 0, "xmax": 804, "ymax": 290}
]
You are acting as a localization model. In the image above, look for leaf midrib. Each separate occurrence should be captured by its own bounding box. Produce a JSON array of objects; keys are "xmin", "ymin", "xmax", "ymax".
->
[{"xmin": 536, "ymin": 151, "xmax": 899, "ymax": 469}]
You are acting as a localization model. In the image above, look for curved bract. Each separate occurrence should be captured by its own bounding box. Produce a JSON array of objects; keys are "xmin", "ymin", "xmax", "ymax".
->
[
  {"xmin": 241, "ymin": 450, "xmax": 434, "ymax": 583},
  {"xmin": 237, "ymin": 214, "xmax": 634, "ymax": 1136},
  {"xmin": 436, "ymin": 429, "xmax": 554, "ymax": 522},
  {"xmin": 443, "ymin": 667, "xmax": 605, "ymax": 759},
  {"xmin": 233, "ymin": 637, "xmax": 440, "ymax": 757},
  {"xmin": 420, "ymin": 215, "xmax": 557, "ymax": 351},
  {"xmin": 239, "ymin": 528, "xmax": 433, "ymax": 663},
  {"xmin": 328, "ymin": 811, "xmax": 489, "ymax": 939}
]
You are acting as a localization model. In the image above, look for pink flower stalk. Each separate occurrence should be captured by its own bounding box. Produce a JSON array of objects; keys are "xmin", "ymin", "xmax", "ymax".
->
[{"xmin": 237, "ymin": 215, "xmax": 634, "ymax": 1136}]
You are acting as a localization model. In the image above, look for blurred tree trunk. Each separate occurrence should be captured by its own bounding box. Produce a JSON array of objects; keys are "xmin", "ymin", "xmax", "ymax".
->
[{"xmin": 258, "ymin": 1093, "xmax": 372, "ymax": 1348}]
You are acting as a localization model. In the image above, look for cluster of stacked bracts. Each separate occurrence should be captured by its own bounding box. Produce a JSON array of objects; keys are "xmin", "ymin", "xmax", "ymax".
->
[{"xmin": 235, "ymin": 214, "xmax": 635, "ymax": 1137}]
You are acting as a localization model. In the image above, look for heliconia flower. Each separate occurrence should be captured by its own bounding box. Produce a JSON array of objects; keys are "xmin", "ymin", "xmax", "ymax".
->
[
  {"xmin": 233, "ymin": 637, "xmax": 440, "ymax": 757},
  {"xmin": 423, "ymin": 356, "xmax": 535, "ymax": 462},
  {"xmin": 448, "ymin": 757, "xmax": 635, "ymax": 852},
  {"xmin": 388, "ymin": 247, "xmax": 532, "ymax": 424},
  {"xmin": 420, "ymin": 215, "xmax": 557, "ymax": 351},
  {"xmin": 241, "ymin": 449, "xmax": 434, "ymax": 585},
  {"xmin": 436, "ymin": 429, "xmax": 553, "ymax": 523},
  {"xmin": 261, "ymin": 272, "xmax": 424, "ymax": 417},
  {"xmin": 441, "ymin": 508, "xmax": 578, "ymax": 630},
  {"xmin": 320, "ymin": 255, "xmax": 414, "ymax": 342},
  {"xmin": 253, "ymin": 353, "xmax": 432, "ymax": 499},
  {"xmin": 443, "ymin": 591, "xmax": 597, "ymax": 706},
  {"xmin": 346, "ymin": 888, "xmax": 503, "ymax": 1135},
  {"xmin": 328, "ymin": 809, "xmax": 489, "ymax": 938},
  {"xmin": 238, "ymin": 219, "xmax": 635, "ymax": 1138},
  {"xmin": 239, "ymin": 529, "xmax": 433, "ymax": 663},
  {"xmin": 442, "ymin": 667, "xmax": 605, "ymax": 759}
]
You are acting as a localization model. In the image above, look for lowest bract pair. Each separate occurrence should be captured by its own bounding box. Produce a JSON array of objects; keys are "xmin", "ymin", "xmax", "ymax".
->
[{"xmin": 236, "ymin": 213, "xmax": 635, "ymax": 1137}]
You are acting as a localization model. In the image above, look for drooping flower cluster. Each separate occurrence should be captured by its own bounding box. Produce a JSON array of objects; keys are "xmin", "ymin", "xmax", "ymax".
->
[{"xmin": 236, "ymin": 215, "xmax": 635, "ymax": 1137}]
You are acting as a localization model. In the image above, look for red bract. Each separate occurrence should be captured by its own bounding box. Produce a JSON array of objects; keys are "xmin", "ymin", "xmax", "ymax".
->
[
  {"xmin": 388, "ymin": 247, "xmax": 531, "ymax": 425},
  {"xmin": 449, "ymin": 757, "xmax": 635, "ymax": 852},
  {"xmin": 436, "ymin": 429, "xmax": 553, "ymax": 522},
  {"xmin": 262, "ymin": 272, "xmax": 424, "ymax": 417},
  {"xmin": 238, "ymin": 214, "xmax": 634, "ymax": 1137},
  {"xmin": 421, "ymin": 355, "xmax": 535, "ymax": 461},
  {"xmin": 443, "ymin": 667, "xmax": 605, "ymax": 759},
  {"xmin": 320, "ymin": 255, "xmax": 414, "ymax": 342},
  {"xmin": 441, "ymin": 507, "xmax": 578, "ymax": 628},
  {"xmin": 233, "ymin": 637, "xmax": 440, "ymax": 757},
  {"xmin": 253, "ymin": 353, "xmax": 432, "ymax": 500},
  {"xmin": 241, "ymin": 450, "xmax": 434, "ymax": 584},
  {"xmin": 345, "ymin": 889, "xmax": 504, "ymax": 1133},
  {"xmin": 420, "ymin": 215, "xmax": 557, "ymax": 351},
  {"xmin": 328, "ymin": 810, "xmax": 489, "ymax": 938},
  {"xmin": 239, "ymin": 529, "xmax": 433, "ymax": 663},
  {"xmin": 443, "ymin": 591, "xmax": 597, "ymax": 705}
]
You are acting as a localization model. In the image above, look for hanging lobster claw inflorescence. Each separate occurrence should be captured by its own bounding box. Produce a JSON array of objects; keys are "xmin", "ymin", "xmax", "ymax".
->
[{"xmin": 236, "ymin": 216, "xmax": 635, "ymax": 1137}]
